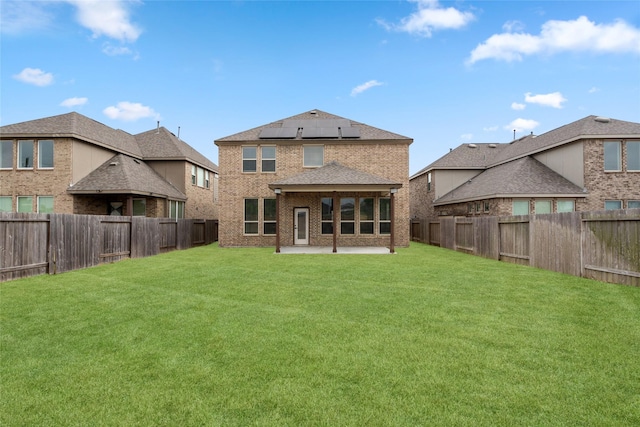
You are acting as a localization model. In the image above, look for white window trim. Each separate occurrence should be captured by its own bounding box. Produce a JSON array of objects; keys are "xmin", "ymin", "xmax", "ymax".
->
[
  {"xmin": 243, "ymin": 198, "xmax": 259, "ymax": 235},
  {"xmin": 261, "ymin": 145, "xmax": 276, "ymax": 173},
  {"xmin": 242, "ymin": 146, "xmax": 257, "ymax": 173},
  {"xmin": 604, "ymin": 141, "xmax": 622, "ymax": 172},
  {"xmin": 37, "ymin": 196, "xmax": 54, "ymax": 213},
  {"xmin": 0, "ymin": 140, "xmax": 13, "ymax": 170},
  {"xmin": 627, "ymin": 141, "xmax": 640, "ymax": 172},
  {"xmin": 17, "ymin": 196, "xmax": 33, "ymax": 212},
  {"xmin": 37, "ymin": 140, "xmax": 54, "ymax": 169},
  {"xmin": 263, "ymin": 198, "xmax": 276, "ymax": 235},
  {"xmin": 18, "ymin": 140, "xmax": 34, "ymax": 170}
]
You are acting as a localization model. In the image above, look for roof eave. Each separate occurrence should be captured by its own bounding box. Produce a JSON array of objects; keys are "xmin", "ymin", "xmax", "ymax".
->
[
  {"xmin": 267, "ymin": 184, "xmax": 402, "ymax": 193},
  {"xmin": 433, "ymin": 192, "xmax": 587, "ymax": 206}
]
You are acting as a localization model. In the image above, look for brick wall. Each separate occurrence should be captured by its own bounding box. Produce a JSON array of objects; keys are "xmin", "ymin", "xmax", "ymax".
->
[
  {"xmin": 183, "ymin": 163, "xmax": 217, "ymax": 219},
  {"xmin": 218, "ymin": 141, "xmax": 410, "ymax": 247}
]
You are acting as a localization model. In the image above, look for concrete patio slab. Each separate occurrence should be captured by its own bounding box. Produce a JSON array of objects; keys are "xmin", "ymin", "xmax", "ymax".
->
[{"xmin": 277, "ymin": 246, "xmax": 392, "ymax": 254}]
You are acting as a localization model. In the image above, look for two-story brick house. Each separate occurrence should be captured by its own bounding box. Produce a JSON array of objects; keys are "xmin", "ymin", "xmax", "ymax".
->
[
  {"xmin": 410, "ymin": 115, "xmax": 640, "ymax": 221},
  {"xmin": 0, "ymin": 112, "xmax": 218, "ymax": 219},
  {"xmin": 215, "ymin": 109, "xmax": 412, "ymax": 251}
]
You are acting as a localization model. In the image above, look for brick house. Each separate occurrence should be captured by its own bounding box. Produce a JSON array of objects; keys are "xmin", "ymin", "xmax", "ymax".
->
[
  {"xmin": 214, "ymin": 109, "xmax": 412, "ymax": 251},
  {"xmin": 410, "ymin": 115, "xmax": 640, "ymax": 221},
  {"xmin": 0, "ymin": 112, "xmax": 218, "ymax": 219}
]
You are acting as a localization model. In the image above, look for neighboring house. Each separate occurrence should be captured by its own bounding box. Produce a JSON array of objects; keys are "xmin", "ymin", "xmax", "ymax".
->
[
  {"xmin": 214, "ymin": 109, "xmax": 412, "ymax": 251},
  {"xmin": 410, "ymin": 115, "xmax": 640, "ymax": 220},
  {"xmin": 0, "ymin": 112, "xmax": 218, "ymax": 219}
]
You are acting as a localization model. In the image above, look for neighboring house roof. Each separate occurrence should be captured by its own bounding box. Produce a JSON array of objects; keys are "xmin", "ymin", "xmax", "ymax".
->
[
  {"xmin": 268, "ymin": 161, "xmax": 402, "ymax": 192},
  {"xmin": 410, "ymin": 142, "xmax": 509, "ymax": 179},
  {"xmin": 488, "ymin": 115, "xmax": 640, "ymax": 167},
  {"xmin": 434, "ymin": 157, "xmax": 586, "ymax": 206},
  {"xmin": 68, "ymin": 154, "xmax": 187, "ymax": 201},
  {"xmin": 215, "ymin": 109, "xmax": 412, "ymax": 143},
  {"xmin": 135, "ymin": 127, "xmax": 218, "ymax": 172},
  {"xmin": 0, "ymin": 112, "xmax": 143, "ymax": 158}
]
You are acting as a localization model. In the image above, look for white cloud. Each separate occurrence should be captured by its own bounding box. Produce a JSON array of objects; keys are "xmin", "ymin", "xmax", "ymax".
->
[
  {"xmin": 502, "ymin": 20, "xmax": 525, "ymax": 33},
  {"xmin": 13, "ymin": 68, "xmax": 54, "ymax": 86},
  {"xmin": 505, "ymin": 118, "xmax": 540, "ymax": 133},
  {"xmin": 60, "ymin": 97, "xmax": 88, "ymax": 108},
  {"xmin": 66, "ymin": 0, "xmax": 142, "ymax": 42},
  {"xmin": 102, "ymin": 43, "xmax": 133, "ymax": 56},
  {"xmin": 377, "ymin": 0, "xmax": 475, "ymax": 37},
  {"xmin": 588, "ymin": 86, "xmax": 600, "ymax": 93},
  {"xmin": 0, "ymin": 1, "xmax": 53, "ymax": 35},
  {"xmin": 483, "ymin": 126, "xmax": 499, "ymax": 132},
  {"xmin": 525, "ymin": 91, "xmax": 567, "ymax": 108},
  {"xmin": 103, "ymin": 101, "xmax": 159, "ymax": 121},
  {"xmin": 467, "ymin": 16, "xmax": 640, "ymax": 64},
  {"xmin": 351, "ymin": 80, "xmax": 384, "ymax": 97},
  {"xmin": 460, "ymin": 133, "xmax": 473, "ymax": 141},
  {"xmin": 511, "ymin": 102, "xmax": 526, "ymax": 110}
]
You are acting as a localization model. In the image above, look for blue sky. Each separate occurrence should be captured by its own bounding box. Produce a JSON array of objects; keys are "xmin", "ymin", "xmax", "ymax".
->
[{"xmin": 2, "ymin": 0, "xmax": 639, "ymax": 174}]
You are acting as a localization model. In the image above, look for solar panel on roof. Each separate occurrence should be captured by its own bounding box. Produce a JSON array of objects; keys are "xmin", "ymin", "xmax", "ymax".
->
[
  {"xmin": 283, "ymin": 119, "xmax": 351, "ymax": 129},
  {"xmin": 301, "ymin": 127, "xmax": 340, "ymax": 138},
  {"xmin": 259, "ymin": 127, "xmax": 298, "ymax": 139},
  {"xmin": 340, "ymin": 127, "xmax": 360, "ymax": 138}
]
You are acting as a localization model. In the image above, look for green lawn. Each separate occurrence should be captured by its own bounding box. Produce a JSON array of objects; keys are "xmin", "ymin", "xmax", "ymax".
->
[{"xmin": 1, "ymin": 243, "xmax": 639, "ymax": 426}]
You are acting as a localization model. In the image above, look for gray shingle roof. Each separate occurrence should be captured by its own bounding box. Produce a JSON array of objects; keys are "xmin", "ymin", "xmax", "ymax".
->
[
  {"xmin": 434, "ymin": 157, "xmax": 586, "ymax": 205},
  {"xmin": 0, "ymin": 112, "xmax": 143, "ymax": 158},
  {"xmin": 488, "ymin": 115, "xmax": 640, "ymax": 167},
  {"xmin": 411, "ymin": 142, "xmax": 508, "ymax": 179},
  {"xmin": 215, "ymin": 109, "xmax": 412, "ymax": 142},
  {"xmin": 135, "ymin": 127, "xmax": 218, "ymax": 172},
  {"xmin": 269, "ymin": 161, "xmax": 402, "ymax": 188},
  {"xmin": 68, "ymin": 154, "xmax": 186, "ymax": 200}
]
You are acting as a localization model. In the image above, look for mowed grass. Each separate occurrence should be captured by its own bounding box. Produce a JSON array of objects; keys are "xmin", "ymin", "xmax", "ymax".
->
[{"xmin": 1, "ymin": 243, "xmax": 639, "ymax": 426}]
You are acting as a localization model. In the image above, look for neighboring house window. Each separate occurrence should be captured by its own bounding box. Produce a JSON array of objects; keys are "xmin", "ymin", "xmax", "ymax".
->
[
  {"xmin": 262, "ymin": 146, "xmax": 276, "ymax": 172},
  {"xmin": 475, "ymin": 202, "xmax": 481, "ymax": 214},
  {"xmin": 169, "ymin": 200, "xmax": 184, "ymax": 219},
  {"xmin": 512, "ymin": 200, "xmax": 529, "ymax": 215},
  {"xmin": 191, "ymin": 165, "xmax": 196, "ymax": 185},
  {"xmin": 604, "ymin": 141, "xmax": 621, "ymax": 171},
  {"xmin": 18, "ymin": 140, "xmax": 33, "ymax": 169},
  {"xmin": 360, "ymin": 197, "xmax": 374, "ymax": 234},
  {"xmin": 604, "ymin": 200, "xmax": 622, "ymax": 210},
  {"xmin": 535, "ymin": 200, "xmax": 552, "ymax": 214},
  {"xmin": 379, "ymin": 197, "xmax": 391, "ymax": 234},
  {"xmin": 468, "ymin": 203, "xmax": 474, "ymax": 214},
  {"xmin": 0, "ymin": 140, "xmax": 12, "ymax": 169},
  {"xmin": 627, "ymin": 141, "xmax": 640, "ymax": 171},
  {"xmin": 109, "ymin": 202, "xmax": 123, "ymax": 216},
  {"xmin": 303, "ymin": 145, "xmax": 323, "ymax": 167},
  {"xmin": 244, "ymin": 198, "xmax": 259, "ymax": 234},
  {"xmin": 340, "ymin": 197, "xmax": 355, "ymax": 234},
  {"xmin": 0, "ymin": 196, "xmax": 12, "ymax": 212},
  {"xmin": 205, "ymin": 171, "xmax": 210, "ymax": 189},
  {"xmin": 263, "ymin": 198, "xmax": 276, "ymax": 235},
  {"xmin": 321, "ymin": 197, "xmax": 333, "ymax": 234},
  {"xmin": 132, "ymin": 199, "xmax": 146, "ymax": 216},
  {"xmin": 243, "ymin": 146, "xmax": 257, "ymax": 172},
  {"xmin": 427, "ymin": 172, "xmax": 432, "ymax": 192},
  {"xmin": 197, "ymin": 167, "xmax": 205, "ymax": 187},
  {"xmin": 38, "ymin": 140, "xmax": 54, "ymax": 169},
  {"xmin": 557, "ymin": 200, "xmax": 575, "ymax": 213},
  {"xmin": 628, "ymin": 200, "xmax": 640, "ymax": 209},
  {"xmin": 37, "ymin": 196, "xmax": 54, "ymax": 213},
  {"xmin": 17, "ymin": 196, "xmax": 33, "ymax": 212},
  {"xmin": 484, "ymin": 201, "xmax": 490, "ymax": 213}
]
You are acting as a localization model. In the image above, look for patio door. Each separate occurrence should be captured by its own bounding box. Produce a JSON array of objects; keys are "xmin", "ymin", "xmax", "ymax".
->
[{"xmin": 294, "ymin": 208, "xmax": 309, "ymax": 245}]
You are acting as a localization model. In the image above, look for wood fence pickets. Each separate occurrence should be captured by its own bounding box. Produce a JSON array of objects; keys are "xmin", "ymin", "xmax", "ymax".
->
[
  {"xmin": 1, "ymin": 214, "xmax": 218, "ymax": 282},
  {"xmin": 409, "ymin": 209, "xmax": 640, "ymax": 286}
]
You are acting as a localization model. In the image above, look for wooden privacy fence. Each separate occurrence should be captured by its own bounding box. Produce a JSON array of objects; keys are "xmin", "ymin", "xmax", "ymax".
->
[
  {"xmin": 411, "ymin": 209, "xmax": 640, "ymax": 286},
  {"xmin": 1, "ymin": 213, "xmax": 218, "ymax": 282}
]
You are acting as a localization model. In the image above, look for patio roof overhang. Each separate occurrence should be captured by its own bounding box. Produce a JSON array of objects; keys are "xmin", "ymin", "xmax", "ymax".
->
[{"xmin": 267, "ymin": 184, "xmax": 400, "ymax": 194}]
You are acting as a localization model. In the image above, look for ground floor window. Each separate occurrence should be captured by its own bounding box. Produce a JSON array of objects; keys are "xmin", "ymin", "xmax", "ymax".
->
[
  {"xmin": 359, "ymin": 197, "xmax": 374, "ymax": 234},
  {"xmin": 513, "ymin": 200, "xmax": 529, "ymax": 215},
  {"xmin": 556, "ymin": 200, "xmax": 575, "ymax": 212},
  {"xmin": 379, "ymin": 197, "xmax": 391, "ymax": 234},
  {"xmin": 244, "ymin": 198, "xmax": 259, "ymax": 234},
  {"xmin": 605, "ymin": 200, "xmax": 622, "ymax": 210},
  {"xmin": 133, "ymin": 198, "xmax": 146, "ymax": 216},
  {"xmin": 340, "ymin": 197, "xmax": 355, "ymax": 235},
  {"xmin": 0, "ymin": 196, "xmax": 11, "ymax": 212},
  {"xmin": 17, "ymin": 196, "xmax": 33, "ymax": 212},
  {"xmin": 629, "ymin": 200, "xmax": 640, "ymax": 209},
  {"xmin": 37, "ymin": 196, "xmax": 54, "ymax": 213},
  {"xmin": 535, "ymin": 200, "xmax": 552, "ymax": 214},
  {"xmin": 263, "ymin": 198, "xmax": 276, "ymax": 235},
  {"xmin": 169, "ymin": 200, "xmax": 184, "ymax": 219},
  {"xmin": 321, "ymin": 197, "xmax": 333, "ymax": 234}
]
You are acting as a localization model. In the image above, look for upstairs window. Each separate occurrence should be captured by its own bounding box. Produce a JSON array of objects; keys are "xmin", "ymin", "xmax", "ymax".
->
[
  {"xmin": 18, "ymin": 140, "xmax": 33, "ymax": 169},
  {"xmin": 427, "ymin": 172, "xmax": 432, "ymax": 191},
  {"xmin": 262, "ymin": 146, "xmax": 276, "ymax": 172},
  {"xmin": 0, "ymin": 141, "xmax": 12, "ymax": 169},
  {"xmin": 38, "ymin": 140, "xmax": 54, "ymax": 168},
  {"xmin": 197, "ymin": 167, "xmax": 205, "ymax": 187},
  {"xmin": 303, "ymin": 145, "xmax": 323, "ymax": 167},
  {"xmin": 604, "ymin": 141, "xmax": 621, "ymax": 171},
  {"xmin": 242, "ymin": 146, "xmax": 257, "ymax": 172},
  {"xmin": 627, "ymin": 141, "xmax": 640, "ymax": 171},
  {"xmin": 205, "ymin": 171, "xmax": 210, "ymax": 189},
  {"xmin": 191, "ymin": 165, "xmax": 196, "ymax": 185}
]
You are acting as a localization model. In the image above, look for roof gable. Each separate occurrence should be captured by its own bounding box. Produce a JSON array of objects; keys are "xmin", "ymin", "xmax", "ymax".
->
[
  {"xmin": 135, "ymin": 127, "xmax": 218, "ymax": 172},
  {"xmin": 411, "ymin": 143, "xmax": 507, "ymax": 178}
]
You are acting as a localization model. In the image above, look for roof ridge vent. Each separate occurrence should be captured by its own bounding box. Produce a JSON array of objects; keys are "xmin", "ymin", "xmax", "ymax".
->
[
  {"xmin": 488, "ymin": 143, "xmax": 497, "ymax": 148},
  {"xmin": 468, "ymin": 143, "xmax": 477, "ymax": 148},
  {"xmin": 594, "ymin": 116, "xmax": 610, "ymax": 123}
]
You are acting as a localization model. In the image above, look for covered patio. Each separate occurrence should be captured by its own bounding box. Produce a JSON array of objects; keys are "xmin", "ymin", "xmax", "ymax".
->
[{"xmin": 277, "ymin": 246, "xmax": 393, "ymax": 254}]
